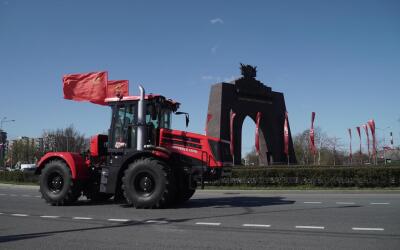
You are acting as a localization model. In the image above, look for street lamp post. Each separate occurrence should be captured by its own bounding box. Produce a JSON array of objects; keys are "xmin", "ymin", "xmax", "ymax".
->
[
  {"xmin": 377, "ymin": 126, "xmax": 390, "ymax": 165},
  {"xmin": 0, "ymin": 117, "xmax": 15, "ymax": 130}
]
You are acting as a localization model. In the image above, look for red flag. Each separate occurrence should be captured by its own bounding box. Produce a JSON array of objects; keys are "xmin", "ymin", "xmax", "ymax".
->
[
  {"xmin": 205, "ymin": 114, "xmax": 213, "ymax": 134},
  {"xmin": 63, "ymin": 71, "xmax": 108, "ymax": 105},
  {"xmin": 106, "ymin": 80, "xmax": 129, "ymax": 98},
  {"xmin": 368, "ymin": 119, "xmax": 376, "ymax": 158},
  {"xmin": 283, "ymin": 112, "xmax": 289, "ymax": 155},
  {"xmin": 229, "ymin": 110, "xmax": 236, "ymax": 157},
  {"xmin": 255, "ymin": 112, "xmax": 261, "ymax": 155},
  {"xmin": 309, "ymin": 112, "xmax": 316, "ymax": 155},
  {"xmin": 348, "ymin": 128, "xmax": 352, "ymax": 162},
  {"xmin": 356, "ymin": 126, "xmax": 362, "ymax": 156},
  {"xmin": 363, "ymin": 124, "xmax": 370, "ymax": 159}
]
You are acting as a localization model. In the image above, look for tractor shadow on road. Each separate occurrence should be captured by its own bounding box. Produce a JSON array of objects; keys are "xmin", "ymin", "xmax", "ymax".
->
[{"xmin": 178, "ymin": 196, "xmax": 295, "ymax": 208}]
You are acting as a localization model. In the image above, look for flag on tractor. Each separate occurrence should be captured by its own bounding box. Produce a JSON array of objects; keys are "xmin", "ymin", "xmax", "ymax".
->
[
  {"xmin": 255, "ymin": 112, "xmax": 262, "ymax": 155},
  {"xmin": 229, "ymin": 110, "xmax": 236, "ymax": 158},
  {"xmin": 63, "ymin": 71, "xmax": 108, "ymax": 105},
  {"xmin": 283, "ymin": 111, "xmax": 289, "ymax": 156},
  {"xmin": 309, "ymin": 112, "xmax": 317, "ymax": 155},
  {"xmin": 106, "ymin": 80, "xmax": 129, "ymax": 98}
]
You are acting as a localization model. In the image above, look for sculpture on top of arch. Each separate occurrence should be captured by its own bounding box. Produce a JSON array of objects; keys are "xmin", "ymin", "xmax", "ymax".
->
[{"xmin": 205, "ymin": 64, "xmax": 296, "ymax": 166}]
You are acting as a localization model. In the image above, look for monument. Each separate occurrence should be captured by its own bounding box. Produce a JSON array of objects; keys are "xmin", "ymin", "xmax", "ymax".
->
[{"xmin": 206, "ymin": 64, "xmax": 296, "ymax": 165}]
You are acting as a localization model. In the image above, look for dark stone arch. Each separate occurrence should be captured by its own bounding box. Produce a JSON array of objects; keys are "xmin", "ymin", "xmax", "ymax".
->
[{"xmin": 205, "ymin": 65, "xmax": 296, "ymax": 166}]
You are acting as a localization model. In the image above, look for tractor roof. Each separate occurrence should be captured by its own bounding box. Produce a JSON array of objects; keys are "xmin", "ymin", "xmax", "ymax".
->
[{"xmin": 105, "ymin": 94, "xmax": 180, "ymax": 111}]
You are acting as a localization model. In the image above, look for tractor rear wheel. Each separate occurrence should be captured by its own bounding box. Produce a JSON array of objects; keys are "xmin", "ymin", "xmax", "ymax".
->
[
  {"xmin": 122, "ymin": 158, "xmax": 175, "ymax": 208},
  {"xmin": 39, "ymin": 160, "xmax": 81, "ymax": 206}
]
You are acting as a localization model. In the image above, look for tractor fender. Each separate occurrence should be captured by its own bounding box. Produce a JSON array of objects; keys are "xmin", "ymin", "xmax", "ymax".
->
[
  {"xmin": 122, "ymin": 149, "xmax": 170, "ymax": 169},
  {"xmin": 117, "ymin": 150, "xmax": 171, "ymax": 181},
  {"xmin": 35, "ymin": 152, "xmax": 89, "ymax": 180}
]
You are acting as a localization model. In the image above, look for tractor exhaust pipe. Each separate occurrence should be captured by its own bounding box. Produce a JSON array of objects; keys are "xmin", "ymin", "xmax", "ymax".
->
[{"xmin": 137, "ymin": 85, "xmax": 146, "ymax": 151}]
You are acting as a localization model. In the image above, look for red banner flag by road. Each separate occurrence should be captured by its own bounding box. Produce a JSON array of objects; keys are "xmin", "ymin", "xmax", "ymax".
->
[
  {"xmin": 363, "ymin": 124, "xmax": 370, "ymax": 159},
  {"xmin": 284, "ymin": 112, "xmax": 289, "ymax": 156},
  {"xmin": 309, "ymin": 112, "xmax": 316, "ymax": 155},
  {"xmin": 255, "ymin": 112, "xmax": 261, "ymax": 155},
  {"xmin": 348, "ymin": 128, "xmax": 352, "ymax": 162},
  {"xmin": 63, "ymin": 71, "xmax": 108, "ymax": 105},
  {"xmin": 368, "ymin": 119, "xmax": 376, "ymax": 158},
  {"xmin": 356, "ymin": 126, "xmax": 362, "ymax": 156},
  {"xmin": 106, "ymin": 80, "xmax": 129, "ymax": 98},
  {"xmin": 230, "ymin": 110, "xmax": 236, "ymax": 158},
  {"xmin": 205, "ymin": 114, "xmax": 213, "ymax": 134}
]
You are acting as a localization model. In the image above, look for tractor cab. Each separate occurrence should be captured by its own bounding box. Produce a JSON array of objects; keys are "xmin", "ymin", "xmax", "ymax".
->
[{"xmin": 105, "ymin": 93, "xmax": 180, "ymax": 152}]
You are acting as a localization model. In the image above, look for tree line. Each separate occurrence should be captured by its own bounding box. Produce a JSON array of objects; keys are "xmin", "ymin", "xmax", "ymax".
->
[{"xmin": 5, "ymin": 125, "xmax": 87, "ymax": 167}]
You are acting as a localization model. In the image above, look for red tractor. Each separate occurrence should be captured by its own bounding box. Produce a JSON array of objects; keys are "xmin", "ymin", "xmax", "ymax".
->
[{"xmin": 35, "ymin": 86, "xmax": 232, "ymax": 208}]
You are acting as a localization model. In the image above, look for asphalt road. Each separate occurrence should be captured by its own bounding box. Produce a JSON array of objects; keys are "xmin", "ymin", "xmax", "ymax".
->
[{"xmin": 0, "ymin": 184, "xmax": 399, "ymax": 249}]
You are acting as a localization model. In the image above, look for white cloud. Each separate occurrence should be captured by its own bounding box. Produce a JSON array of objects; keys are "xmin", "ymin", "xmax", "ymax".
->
[
  {"xmin": 210, "ymin": 18, "xmax": 224, "ymax": 24},
  {"xmin": 223, "ymin": 75, "xmax": 238, "ymax": 82},
  {"xmin": 201, "ymin": 75, "xmax": 238, "ymax": 83},
  {"xmin": 211, "ymin": 45, "xmax": 218, "ymax": 54}
]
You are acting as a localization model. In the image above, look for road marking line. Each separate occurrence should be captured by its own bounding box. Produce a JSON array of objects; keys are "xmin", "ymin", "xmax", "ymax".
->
[
  {"xmin": 108, "ymin": 219, "xmax": 130, "ymax": 222},
  {"xmin": 336, "ymin": 202, "xmax": 355, "ymax": 205},
  {"xmin": 295, "ymin": 225, "xmax": 325, "ymax": 229},
  {"xmin": 21, "ymin": 195, "xmax": 31, "ymax": 197},
  {"xmin": 11, "ymin": 214, "xmax": 29, "ymax": 217},
  {"xmin": 40, "ymin": 215, "xmax": 60, "ymax": 219},
  {"xmin": 72, "ymin": 217, "xmax": 93, "ymax": 220},
  {"xmin": 146, "ymin": 220, "xmax": 168, "ymax": 224},
  {"xmin": 0, "ymin": 212, "xmax": 3, "ymax": 215},
  {"xmin": 34, "ymin": 196, "xmax": 41, "ymax": 198},
  {"xmin": 304, "ymin": 202, "xmax": 322, "ymax": 204},
  {"xmin": 9, "ymin": 194, "xmax": 17, "ymax": 197},
  {"xmin": 195, "ymin": 222, "xmax": 221, "ymax": 226},
  {"xmin": 0, "ymin": 194, "xmax": 6, "ymax": 196},
  {"xmin": 370, "ymin": 203, "xmax": 390, "ymax": 205},
  {"xmin": 352, "ymin": 227, "xmax": 384, "ymax": 231},
  {"xmin": 243, "ymin": 224, "xmax": 271, "ymax": 228}
]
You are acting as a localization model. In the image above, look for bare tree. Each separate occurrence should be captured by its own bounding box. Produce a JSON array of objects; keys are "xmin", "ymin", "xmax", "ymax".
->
[
  {"xmin": 42, "ymin": 125, "xmax": 88, "ymax": 153},
  {"xmin": 293, "ymin": 128, "xmax": 347, "ymax": 165}
]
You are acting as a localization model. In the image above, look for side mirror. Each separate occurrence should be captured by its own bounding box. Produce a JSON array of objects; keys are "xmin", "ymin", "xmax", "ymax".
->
[{"xmin": 175, "ymin": 112, "xmax": 190, "ymax": 128}]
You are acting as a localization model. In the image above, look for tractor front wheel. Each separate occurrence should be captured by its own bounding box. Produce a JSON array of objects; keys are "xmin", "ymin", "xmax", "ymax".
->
[{"xmin": 39, "ymin": 160, "xmax": 81, "ymax": 206}]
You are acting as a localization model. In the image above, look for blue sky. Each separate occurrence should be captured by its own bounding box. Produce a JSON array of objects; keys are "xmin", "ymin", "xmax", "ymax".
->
[{"xmin": 1, "ymin": 0, "xmax": 399, "ymax": 154}]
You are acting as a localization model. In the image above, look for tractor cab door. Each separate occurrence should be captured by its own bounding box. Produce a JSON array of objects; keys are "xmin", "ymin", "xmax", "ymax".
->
[{"xmin": 109, "ymin": 102, "xmax": 137, "ymax": 151}]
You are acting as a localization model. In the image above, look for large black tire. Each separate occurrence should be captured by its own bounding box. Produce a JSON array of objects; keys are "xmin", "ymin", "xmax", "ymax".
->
[
  {"xmin": 176, "ymin": 176, "xmax": 197, "ymax": 204},
  {"xmin": 39, "ymin": 160, "xmax": 81, "ymax": 206},
  {"xmin": 122, "ymin": 158, "xmax": 176, "ymax": 208}
]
